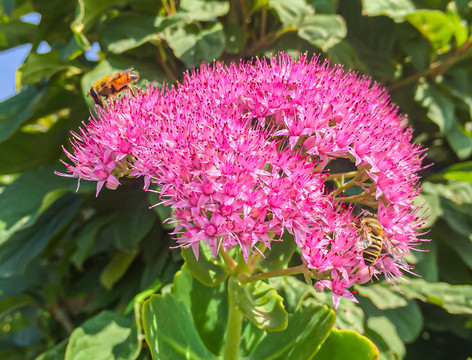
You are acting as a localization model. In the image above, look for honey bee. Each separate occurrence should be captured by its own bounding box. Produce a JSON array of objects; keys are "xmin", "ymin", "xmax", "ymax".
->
[
  {"xmin": 87, "ymin": 68, "xmax": 139, "ymax": 107},
  {"xmin": 357, "ymin": 211, "xmax": 409, "ymax": 275}
]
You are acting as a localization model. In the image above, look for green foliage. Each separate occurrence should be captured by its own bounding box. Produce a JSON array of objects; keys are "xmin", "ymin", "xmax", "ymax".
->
[{"xmin": 1, "ymin": 0, "xmax": 472, "ymax": 359}]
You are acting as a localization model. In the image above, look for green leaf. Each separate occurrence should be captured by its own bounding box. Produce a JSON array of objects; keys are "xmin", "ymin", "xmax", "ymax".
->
[
  {"xmin": 415, "ymin": 82, "xmax": 472, "ymax": 159},
  {"xmin": 361, "ymin": 0, "xmax": 415, "ymax": 21},
  {"xmin": 445, "ymin": 3, "xmax": 468, "ymax": 47},
  {"xmin": 72, "ymin": 215, "xmax": 112, "ymax": 270},
  {"xmin": 0, "ymin": 294, "xmax": 37, "ymax": 317},
  {"xmin": 164, "ymin": 22, "xmax": 225, "ymax": 68},
  {"xmin": 313, "ymin": 329, "xmax": 379, "ymax": 360},
  {"xmin": 179, "ymin": 0, "xmax": 230, "ymax": 21},
  {"xmin": 99, "ymin": 14, "xmax": 160, "ymax": 54},
  {"xmin": 400, "ymin": 279, "xmax": 472, "ymax": 314},
  {"xmin": 100, "ymin": 249, "xmax": 139, "ymax": 290},
  {"xmin": 36, "ymin": 340, "xmax": 68, "ymax": 360},
  {"xmin": 432, "ymin": 161, "xmax": 472, "ymax": 183},
  {"xmin": 0, "ymin": 165, "xmax": 88, "ymax": 228},
  {"xmin": 270, "ymin": 0, "xmax": 309, "ymax": 28},
  {"xmin": 259, "ymin": 233, "xmax": 298, "ymax": 271},
  {"xmin": 0, "ymin": 19, "xmax": 36, "ymax": 50},
  {"xmin": 71, "ymin": 0, "xmax": 127, "ymax": 35},
  {"xmin": 65, "ymin": 311, "xmax": 140, "ymax": 360},
  {"xmin": 405, "ymin": 10, "xmax": 457, "ymax": 52},
  {"xmin": 358, "ymin": 293, "xmax": 423, "ymax": 344},
  {"xmin": 228, "ymin": 276, "xmax": 288, "ymax": 331},
  {"xmin": 143, "ymin": 294, "xmax": 218, "ymax": 360},
  {"xmin": 173, "ymin": 265, "xmax": 228, "ymax": 355},
  {"xmin": 224, "ymin": 23, "xmax": 246, "ymax": 54},
  {"xmin": 181, "ymin": 246, "xmax": 229, "ymax": 287},
  {"xmin": 0, "ymin": 193, "xmax": 82, "ymax": 277},
  {"xmin": 0, "ymin": 86, "xmax": 41, "ymax": 143},
  {"xmin": 298, "ymin": 15, "xmax": 347, "ymax": 51},
  {"xmin": 413, "ymin": 184, "xmax": 440, "ymax": 229},
  {"xmin": 18, "ymin": 51, "xmax": 80, "ymax": 85},
  {"xmin": 111, "ymin": 195, "xmax": 156, "ymax": 251},
  {"xmin": 365, "ymin": 316, "xmax": 405, "ymax": 360},
  {"xmin": 248, "ymin": 305, "xmax": 335, "ymax": 360},
  {"xmin": 355, "ymin": 283, "xmax": 408, "ymax": 310}
]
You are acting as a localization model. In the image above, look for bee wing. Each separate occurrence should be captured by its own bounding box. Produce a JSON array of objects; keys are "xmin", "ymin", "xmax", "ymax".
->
[
  {"xmin": 385, "ymin": 237, "xmax": 409, "ymax": 269},
  {"xmin": 358, "ymin": 226, "xmax": 372, "ymax": 251}
]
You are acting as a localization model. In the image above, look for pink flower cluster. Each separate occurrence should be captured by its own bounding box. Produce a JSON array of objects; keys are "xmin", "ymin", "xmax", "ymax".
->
[{"xmin": 58, "ymin": 54, "xmax": 426, "ymax": 307}]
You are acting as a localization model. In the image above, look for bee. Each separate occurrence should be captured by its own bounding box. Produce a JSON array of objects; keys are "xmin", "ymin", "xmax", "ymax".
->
[
  {"xmin": 357, "ymin": 211, "xmax": 408, "ymax": 276},
  {"xmin": 87, "ymin": 68, "xmax": 139, "ymax": 107}
]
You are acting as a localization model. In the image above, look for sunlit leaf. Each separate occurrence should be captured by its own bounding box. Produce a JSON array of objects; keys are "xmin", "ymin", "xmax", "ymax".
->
[
  {"xmin": 248, "ymin": 305, "xmax": 335, "ymax": 360},
  {"xmin": 313, "ymin": 329, "xmax": 379, "ymax": 360},
  {"xmin": 143, "ymin": 294, "xmax": 218, "ymax": 359},
  {"xmin": 228, "ymin": 276, "xmax": 288, "ymax": 331}
]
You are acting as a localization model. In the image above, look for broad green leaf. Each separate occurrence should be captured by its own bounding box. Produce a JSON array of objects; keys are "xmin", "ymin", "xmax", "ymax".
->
[
  {"xmin": 298, "ymin": 15, "xmax": 347, "ymax": 51},
  {"xmin": 0, "ymin": 193, "xmax": 82, "ymax": 277},
  {"xmin": 445, "ymin": 124, "xmax": 472, "ymax": 160},
  {"xmin": 270, "ymin": 0, "xmax": 309, "ymax": 28},
  {"xmin": 164, "ymin": 22, "xmax": 225, "ymax": 68},
  {"xmin": 124, "ymin": 278, "xmax": 163, "ymax": 315},
  {"xmin": 111, "ymin": 195, "xmax": 156, "ymax": 251},
  {"xmin": 413, "ymin": 189, "xmax": 440, "ymax": 229},
  {"xmin": 0, "ymin": 294, "xmax": 37, "ymax": 317},
  {"xmin": 355, "ymin": 283, "xmax": 408, "ymax": 310},
  {"xmin": 0, "ymin": 19, "xmax": 36, "ymax": 50},
  {"xmin": 297, "ymin": 282, "xmax": 365, "ymax": 333},
  {"xmin": 71, "ymin": 0, "xmax": 127, "ymax": 34},
  {"xmin": 415, "ymin": 82, "xmax": 472, "ymax": 159},
  {"xmin": 173, "ymin": 266, "xmax": 228, "ymax": 355},
  {"xmin": 358, "ymin": 294, "xmax": 423, "ymax": 344},
  {"xmin": 361, "ymin": 0, "xmax": 415, "ymax": 21},
  {"xmin": 72, "ymin": 215, "xmax": 112, "ymax": 270},
  {"xmin": 36, "ymin": 340, "xmax": 67, "ymax": 360},
  {"xmin": 259, "ymin": 233, "xmax": 298, "ymax": 271},
  {"xmin": 224, "ymin": 23, "xmax": 246, "ymax": 54},
  {"xmin": 400, "ymin": 279, "xmax": 472, "ymax": 314},
  {"xmin": 179, "ymin": 0, "xmax": 230, "ymax": 21},
  {"xmin": 228, "ymin": 276, "xmax": 288, "ymax": 331},
  {"xmin": 65, "ymin": 311, "xmax": 140, "ymax": 360},
  {"xmin": 313, "ymin": 329, "xmax": 379, "ymax": 360},
  {"xmin": 433, "ymin": 160, "xmax": 472, "ymax": 183},
  {"xmin": 365, "ymin": 316, "xmax": 405, "ymax": 360},
  {"xmin": 240, "ymin": 321, "xmax": 265, "ymax": 357},
  {"xmin": 415, "ymin": 82, "xmax": 454, "ymax": 135},
  {"xmin": 181, "ymin": 246, "xmax": 229, "ymax": 287},
  {"xmin": 0, "ymin": 130, "xmax": 64, "ymax": 175},
  {"xmin": 405, "ymin": 10, "xmax": 457, "ymax": 52},
  {"xmin": 445, "ymin": 3, "xmax": 468, "ymax": 47},
  {"xmin": 99, "ymin": 14, "xmax": 160, "ymax": 54},
  {"xmin": 247, "ymin": 305, "xmax": 335, "ymax": 360},
  {"xmin": 143, "ymin": 294, "xmax": 218, "ymax": 360},
  {"xmin": 100, "ymin": 249, "xmax": 139, "ymax": 290},
  {"xmin": 327, "ymin": 40, "xmax": 367, "ymax": 71},
  {"xmin": 148, "ymin": 192, "xmax": 175, "ymax": 230},
  {"xmin": 18, "ymin": 51, "xmax": 80, "ymax": 85},
  {"xmin": 0, "ymin": 86, "xmax": 40, "ymax": 143},
  {"xmin": 0, "ymin": 165, "xmax": 88, "ymax": 228}
]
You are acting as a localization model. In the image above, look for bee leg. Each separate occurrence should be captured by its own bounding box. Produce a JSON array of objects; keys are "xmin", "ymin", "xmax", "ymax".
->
[
  {"xmin": 89, "ymin": 87, "xmax": 103, "ymax": 107},
  {"xmin": 368, "ymin": 267, "xmax": 374, "ymax": 283}
]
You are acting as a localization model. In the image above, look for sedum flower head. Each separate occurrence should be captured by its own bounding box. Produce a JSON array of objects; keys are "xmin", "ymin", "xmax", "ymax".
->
[{"xmin": 58, "ymin": 53, "xmax": 427, "ymax": 307}]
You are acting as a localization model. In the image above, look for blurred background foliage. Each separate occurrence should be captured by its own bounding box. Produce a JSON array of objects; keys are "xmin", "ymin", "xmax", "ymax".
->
[{"xmin": 0, "ymin": 0, "xmax": 472, "ymax": 359}]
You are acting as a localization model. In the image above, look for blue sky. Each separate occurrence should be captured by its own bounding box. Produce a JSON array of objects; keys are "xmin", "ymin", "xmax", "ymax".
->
[{"xmin": 0, "ymin": 12, "xmax": 99, "ymax": 102}]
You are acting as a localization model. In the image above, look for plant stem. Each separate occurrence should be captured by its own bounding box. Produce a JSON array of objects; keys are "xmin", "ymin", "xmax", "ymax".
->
[
  {"xmin": 329, "ymin": 169, "xmax": 365, "ymax": 197},
  {"xmin": 388, "ymin": 41, "xmax": 472, "ymax": 93},
  {"xmin": 220, "ymin": 248, "xmax": 238, "ymax": 272},
  {"xmin": 326, "ymin": 170, "xmax": 358, "ymax": 180},
  {"xmin": 240, "ymin": 264, "xmax": 307, "ymax": 283},
  {"xmin": 223, "ymin": 293, "xmax": 244, "ymax": 360}
]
